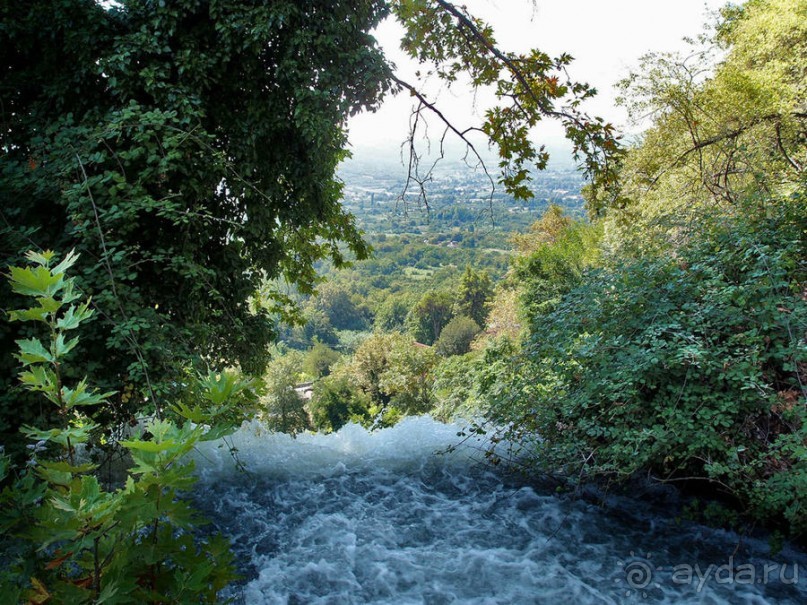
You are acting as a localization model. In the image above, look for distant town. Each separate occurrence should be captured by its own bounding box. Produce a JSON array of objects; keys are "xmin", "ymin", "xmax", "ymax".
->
[{"xmin": 338, "ymin": 153, "xmax": 586, "ymax": 239}]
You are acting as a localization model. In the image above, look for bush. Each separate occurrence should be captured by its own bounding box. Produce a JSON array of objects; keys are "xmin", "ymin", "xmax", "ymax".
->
[
  {"xmin": 261, "ymin": 352, "xmax": 310, "ymax": 435},
  {"xmin": 434, "ymin": 315, "xmax": 480, "ymax": 356},
  {"xmin": 498, "ymin": 196, "xmax": 807, "ymax": 536},
  {"xmin": 309, "ymin": 374, "xmax": 372, "ymax": 432},
  {"xmin": 303, "ymin": 342, "xmax": 341, "ymax": 378}
]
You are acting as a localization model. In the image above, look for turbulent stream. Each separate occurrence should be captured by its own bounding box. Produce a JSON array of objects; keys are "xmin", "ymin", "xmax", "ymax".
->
[{"xmin": 192, "ymin": 416, "xmax": 805, "ymax": 604}]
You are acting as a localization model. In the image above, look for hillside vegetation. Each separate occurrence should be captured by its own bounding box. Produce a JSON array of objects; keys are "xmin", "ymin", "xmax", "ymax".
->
[{"xmin": 0, "ymin": 0, "xmax": 804, "ymax": 601}]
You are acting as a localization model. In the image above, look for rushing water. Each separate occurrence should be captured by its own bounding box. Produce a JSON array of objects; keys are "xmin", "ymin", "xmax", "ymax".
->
[{"xmin": 192, "ymin": 416, "xmax": 805, "ymax": 604}]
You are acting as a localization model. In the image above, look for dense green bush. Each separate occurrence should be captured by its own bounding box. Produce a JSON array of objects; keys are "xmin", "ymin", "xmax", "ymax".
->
[
  {"xmin": 303, "ymin": 342, "xmax": 342, "ymax": 379},
  {"xmin": 434, "ymin": 315, "xmax": 480, "ymax": 357},
  {"xmin": 496, "ymin": 196, "xmax": 806, "ymax": 536},
  {"xmin": 259, "ymin": 352, "xmax": 311, "ymax": 435},
  {"xmin": 309, "ymin": 375, "xmax": 373, "ymax": 433}
]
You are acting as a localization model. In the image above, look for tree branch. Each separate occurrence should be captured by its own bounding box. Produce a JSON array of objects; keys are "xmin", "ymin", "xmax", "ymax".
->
[{"xmin": 392, "ymin": 74, "xmax": 496, "ymax": 211}]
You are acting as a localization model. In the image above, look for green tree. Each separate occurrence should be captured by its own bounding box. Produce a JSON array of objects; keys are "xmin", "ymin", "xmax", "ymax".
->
[
  {"xmin": 513, "ymin": 209, "xmax": 602, "ymax": 319},
  {"xmin": 510, "ymin": 204, "xmax": 574, "ymax": 255},
  {"xmin": 303, "ymin": 342, "xmax": 342, "ymax": 378},
  {"xmin": 483, "ymin": 286, "xmax": 523, "ymax": 341},
  {"xmin": 380, "ymin": 336, "xmax": 438, "ymax": 414},
  {"xmin": 434, "ymin": 315, "xmax": 480, "ymax": 357},
  {"xmin": 347, "ymin": 331, "xmax": 437, "ymax": 418},
  {"xmin": 456, "ymin": 266, "xmax": 493, "ymax": 326},
  {"xmin": 348, "ymin": 333, "xmax": 394, "ymax": 406},
  {"xmin": 392, "ymin": 0, "xmax": 620, "ymax": 201},
  {"xmin": 485, "ymin": 1, "xmax": 807, "ymax": 537},
  {"xmin": 431, "ymin": 353, "xmax": 481, "ymax": 421},
  {"xmin": 261, "ymin": 353, "xmax": 310, "ymax": 435},
  {"xmin": 288, "ymin": 309, "xmax": 339, "ymax": 350},
  {"xmin": 407, "ymin": 290, "xmax": 454, "ymax": 345},
  {"xmin": 374, "ymin": 294, "xmax": 416, "ymax": 332},
  {"xmin": 595, "ymin": 0, "xmax": 805, "ymax": 228},
  {"xmin": 312, "ymin": 282, "xmax": 369, "ymax": 331},
  {"xmin": 309, "ymin": 373, "xmax": 372, "ymax": 432}
]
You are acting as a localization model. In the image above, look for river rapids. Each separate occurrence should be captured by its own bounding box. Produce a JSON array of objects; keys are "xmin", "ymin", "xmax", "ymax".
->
[{"xmin": 191, "ymin": 416, "xmax": 806, "ymax": 604}]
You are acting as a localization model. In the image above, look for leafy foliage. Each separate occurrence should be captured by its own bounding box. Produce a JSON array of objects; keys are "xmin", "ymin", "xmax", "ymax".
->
[
  {"xmin": 309, "ymin": 374, "xmax": 373, "ymax": 433},
  {"xmin": 260, "ymin": 352, "xmax": 310, "ymax": 436},
  {"xmin": 434, "ymin": 315, "xmax": 480, "ymax": 357},
  {"xmin": 599, "ymin": 0, "xmax": 806, "ymax": 228},
  {"xmin": 311, "ymin": 283, "xmax": 371, "ymax": 332},
  {"xmin": 407, "ymin": 290, "xmax": 455, "ymax": 345},
  {"xmin": 1, "ymin": 251, "xmax": 246, "ymax": 603},
  {"xmin": 303, "ymin": 342, "xmax": 342, "ymax": 379},
  {"xmin": 328, "ymin": 331, "xmax": 438, "ymax": 426},
  {"xmin": 494, "ymin": 195, "xmax": 807, "ymax": 536},
  {"xmin": 455, "ymin": 266, "xmax": 493, "ymax": 327},
  {"xmin": 1, "ymin": 0, "xmax": 620, "ymax": 442}
]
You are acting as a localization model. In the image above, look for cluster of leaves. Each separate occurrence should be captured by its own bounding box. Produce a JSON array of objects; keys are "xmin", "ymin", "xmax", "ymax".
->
[{"xmin": 0, "ymin": 251, "xmax": 252, "ymax": 602}]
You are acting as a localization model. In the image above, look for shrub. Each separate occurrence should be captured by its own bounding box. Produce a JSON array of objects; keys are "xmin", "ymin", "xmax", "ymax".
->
[
  {"xmin": 498, "ymin": 196, "xmax": 807, "ymax": 536},
  {"xmin": 0, "ymin": 250, "xmax": 247, "ymax": 602},
  {"xmin": 434, "ymin": 315, "xmax": 480, "ymax": 356}
]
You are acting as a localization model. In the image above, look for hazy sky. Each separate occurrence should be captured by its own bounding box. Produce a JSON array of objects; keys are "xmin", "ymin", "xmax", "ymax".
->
[{"xmin": 347, "ymin": 0, "xmax": 728, "ymax": 160}]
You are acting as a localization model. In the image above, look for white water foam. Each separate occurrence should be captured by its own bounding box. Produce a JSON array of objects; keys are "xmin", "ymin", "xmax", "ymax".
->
[
  {"xmin": 192, "ymin": 417, "xmax": 806, "ymax": 604},
  {"xmin": 193, "ymin": 416, "xmax": 487, "ymax": 479}
]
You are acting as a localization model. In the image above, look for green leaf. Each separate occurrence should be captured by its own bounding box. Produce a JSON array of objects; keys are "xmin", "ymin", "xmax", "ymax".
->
[
  {"xmin": 52, "ymin": 333, "xmax": 80, "ymax": 359},
  {"xmin": 8, "ymin": 306, "xmax": 50, "ymax": 323},
  {"xmin": 60, "ymin": 280, "xmax": 82, "ymax": 304},
  {"xmin": 22, "ymin": 423, "xmax": 98, "ymax": 447},
  {"xmin": 19, "ymin": 365, "xmax": 58, "ymax": 395},
  {"xmin": 8, "ymin": 265, "xmax": 63, "ymax": 298},
  {"xmin": 171, "ymin": 401, "xmax": 207, "ymax": 423},
  {"xmin": 50, "ymin": 249, "xmax": 80, "ymax": 277},
  {"xmin": 50, "ymin": 495, "xmax": 76, "ymax": 513},
  {"xmin": 37, "ymin": 465, "xmax": 74, "ymax": 487},
  {"xmin": 24, "ymin": 250, "xmax": 56, "ymax": 267},
  {"xmin": 200, "ymin": 423, "xmax": 237, "ymax": 442},
  {"xmin": 8, "ymin": 297, "xmax": 61, "ymax": 323},
  {"xmin": 56, "ymin": 302, "xmax": 94, "ymax": 330},
  {"xmin": 61, "ymin": 379, "xmax": 115, "ymax": 408},
  {"xmin": 96, "ymin": 580, "xmax": 119, "ymax": 604},
  {"xmin": 39, "ymin": 460, "xmax": 97, "ymax": 475},
  {"xmin": 16, "ymin": 338, "xmax": 54, "ymax": 365},
  {"xmin": 120, "ymin": 438, "xmax": 176, "ymax": 453}
]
